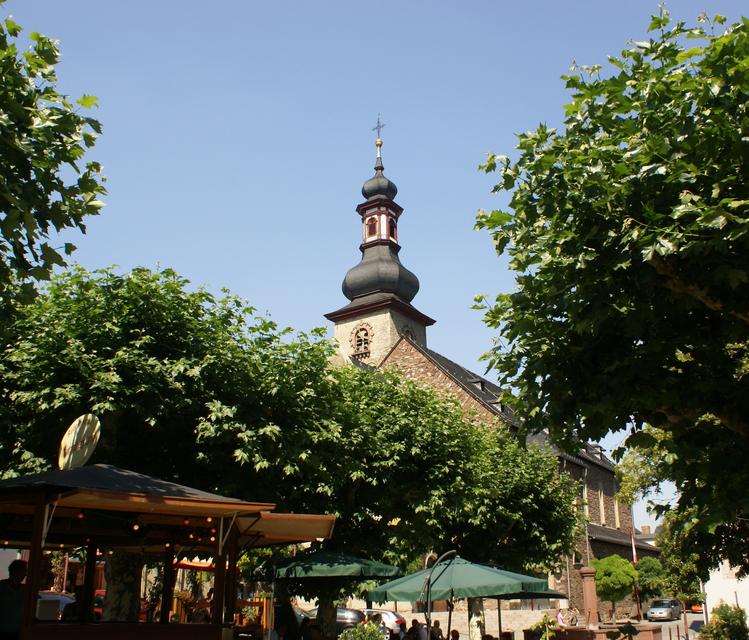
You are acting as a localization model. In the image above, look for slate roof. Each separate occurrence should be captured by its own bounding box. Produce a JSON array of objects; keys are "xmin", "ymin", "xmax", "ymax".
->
[
  {"xmin": 588, "ymin": 523, "xmax": 657, "ymax": 552},
  {"xmin": 402, "ymin": 338, "xmax": 616, "ymax": 472}
]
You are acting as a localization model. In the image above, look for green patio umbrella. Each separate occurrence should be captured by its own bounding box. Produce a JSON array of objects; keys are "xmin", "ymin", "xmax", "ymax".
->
[
  {"xmin": 274, "ymin": 550, "xmax": 400, "ymax": 579},
  {"xmin": 369, "ymin": 556, "xmax": 555, "ymax": 601},
  {"xmin": 369, "ymin": 556, "xmax": 563, "ymax": 638}
]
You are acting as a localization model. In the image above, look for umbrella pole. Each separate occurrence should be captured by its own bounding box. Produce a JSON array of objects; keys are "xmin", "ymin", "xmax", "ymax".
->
[
  {"xmin": 447, "ymin": 598, "xmax": 453, "ymax": 640},
  {"xmin": 497, "ymin": 602, "xmax": 502, "ymax": 639}
]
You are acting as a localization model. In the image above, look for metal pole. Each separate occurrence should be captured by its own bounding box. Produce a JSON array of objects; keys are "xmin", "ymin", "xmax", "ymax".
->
[
  {"xmin": 497, "ymin": 601, "xmax": 503, "ymax": 638},
  {"xmin": 422, "ymin": 551, "xmax": 457, "ymax": 638},
  {"xmin": 447, "ymin": 598, "xmax": 453, "ymax": 640}
]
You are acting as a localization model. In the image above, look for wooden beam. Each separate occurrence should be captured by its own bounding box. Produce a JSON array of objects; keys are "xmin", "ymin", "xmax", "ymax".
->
[
  {"xmin": 160, "ymin": 544, "xmax": 175, "ymax": 624},
  {"xmin": 211, "ymin": 546, "xmax": 226, "ymax": 625},
  {"xmin": 81, "ymin": 540, "xmax": 98, "ymax": 623},
  {"xmin": 21, "ymin": 497, "xmax": 47, "ymax": 634}
]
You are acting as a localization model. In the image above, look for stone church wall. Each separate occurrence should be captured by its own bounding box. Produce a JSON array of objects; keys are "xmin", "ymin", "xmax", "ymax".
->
[{"xmin": 380, "ymin": 339, "xmax": 499, "ymax": 424}]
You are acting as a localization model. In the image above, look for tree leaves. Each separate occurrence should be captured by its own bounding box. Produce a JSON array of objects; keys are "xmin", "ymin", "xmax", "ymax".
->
[
  {"xmin": 0, "ymin": 6, "xmax": 105, "ymax": 299},
  {"xmin": 478, "ymin": 10, "xmax": 749, "ymax": 572}
]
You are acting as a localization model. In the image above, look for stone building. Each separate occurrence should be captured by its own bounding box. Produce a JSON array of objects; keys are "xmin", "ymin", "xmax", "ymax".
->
[{"xmin": 325, "ymin": 137, "xmax": 654, "ymax": 612}]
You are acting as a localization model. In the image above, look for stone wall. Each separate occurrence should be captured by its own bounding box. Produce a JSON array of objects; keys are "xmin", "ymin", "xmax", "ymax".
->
[{"xmin": 380, "ymin": 339, "xmax": 500, "ymax": 424}]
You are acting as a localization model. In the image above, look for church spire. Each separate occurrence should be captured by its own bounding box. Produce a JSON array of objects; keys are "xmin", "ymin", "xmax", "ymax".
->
[{"xmin": 325, "ymin": 124, "xmax": 435, "ymax": 364}]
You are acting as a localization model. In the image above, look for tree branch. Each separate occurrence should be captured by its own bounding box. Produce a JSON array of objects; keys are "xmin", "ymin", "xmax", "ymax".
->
[{"xmin": 648, "ymin": 255, "xmax": 749, "ymax": 326}]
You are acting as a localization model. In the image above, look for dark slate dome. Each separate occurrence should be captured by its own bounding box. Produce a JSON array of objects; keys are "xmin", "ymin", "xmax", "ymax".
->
[
  {"xmin": 362, "ymin": 156, "xmax": 398, "ymax": 201},
  {"xmin": 342, "ymin": 244, "xmax": 419, "ymax": 302}
]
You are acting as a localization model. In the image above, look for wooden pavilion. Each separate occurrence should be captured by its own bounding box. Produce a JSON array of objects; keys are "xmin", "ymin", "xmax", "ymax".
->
[{"xmin": 0, "ymin": 464, "xmax": 336, "ymax": 640}]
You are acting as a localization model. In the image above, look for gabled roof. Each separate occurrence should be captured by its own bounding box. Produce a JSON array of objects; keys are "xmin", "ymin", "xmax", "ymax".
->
[
  {"xmin": 384, "ymin": 336, "xmax": 516, "ymax": 426},
  {"xmin": 385, "ymin": 337, "xmax": 617, "ymax": 473}
]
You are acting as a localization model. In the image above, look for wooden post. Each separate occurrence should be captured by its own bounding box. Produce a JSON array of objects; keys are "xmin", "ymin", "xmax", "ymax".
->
[
  {"xmin": 225, "ymin": 534, "xmax": 239, "ymax": 624},
  {"xmin": 212, "ymin": 547, "xmax": 227, "ymax": 626},
  {"xmin": 81, "ymin": 540, "xmax": 98, "ymax": 623},
  {"xmin": 21, "ymin": 497, "xmax": 47, "ymax": 636},
  {"xmin": 160, "ymin": 544, "xmax": 175, "ymax": 624}
]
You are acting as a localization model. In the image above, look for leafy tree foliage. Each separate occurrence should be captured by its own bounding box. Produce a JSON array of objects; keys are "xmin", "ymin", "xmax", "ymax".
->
[
  {"xmin": 0, "ymin": 3, "xmax": 105, "ymax": 297},
  {"xmin": 591, "ymin": 555, "xmax": 638, "ymax": 616},
  {"xmin": 700, "ymin": 604, "xmax": 749, "ymax": 640},
  {"xmin": 0, "ymin": 266, "xmax": 579, "ymax": 630},
  {"xmin": 654, "ymin": 510, "xmax": 704, "ymax": 601},
  {"xmin": 634, "ymin": 556, "xmax": 665, "ymax": 602},
  {"xmin": 476, "ymin": 11, "xmax": 749, "ymax": 569}
]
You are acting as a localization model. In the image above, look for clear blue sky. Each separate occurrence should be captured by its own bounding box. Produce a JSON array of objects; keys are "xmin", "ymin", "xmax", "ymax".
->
[{"xmin": 6, "ymin": 1, "xmax": 746, "ymax": 528}]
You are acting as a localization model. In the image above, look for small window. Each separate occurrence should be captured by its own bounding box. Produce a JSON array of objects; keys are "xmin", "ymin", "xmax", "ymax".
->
[
  {"xmin": 366, "ymin": 217, "xmax": 378, "ymax": 237},
  {"xmin": 389, "ymin": 218, "xmax": 397, "ymax": 240},
  {"xmin": 352, "ymin": 325, "xmax": 371, "ymax": 360}
]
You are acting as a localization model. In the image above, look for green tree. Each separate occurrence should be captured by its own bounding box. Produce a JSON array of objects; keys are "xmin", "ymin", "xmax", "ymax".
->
[
  {"xmin": 476, "ymin": 11, "xmax": 749, "ymax": 571},
  {"xmin": 655, "ymin": 511, "xmax": 703, "ymax": 602},
  {"xmin": 0, "ymin": 266, "xmax": 580, "ymax": 633},
  {"xmin": 700, "ymin": 604, "xmax": 749, "ymax": 640},
  {"xmin": 634, "ymin": 556, "xmax": 665, "ymax": 602},
  {"xmin": 591, "ymin": 555, "xmax": 638, "ymax": 619},
  {"xmin": 0, "ymin": 3, "xmax": 105, "ymax": 298}
]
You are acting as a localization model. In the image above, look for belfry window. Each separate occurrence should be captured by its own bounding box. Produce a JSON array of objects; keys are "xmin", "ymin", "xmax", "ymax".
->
[
  {"xmin": 366, "ymin": 216, "xmax": 378, "ymax": 237},
  {"xmin": 389, "ymin": 218, "xmax": 397, "ymax": 240},
  {"xmin": 352, "ymin": 326, "xmax": 371, "ymax": 358}
]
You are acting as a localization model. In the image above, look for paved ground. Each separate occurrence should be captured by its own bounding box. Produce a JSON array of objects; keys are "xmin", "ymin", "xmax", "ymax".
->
[{"xmin": 646, "ymin": 612, "xmax": 704, "ymax": 639}]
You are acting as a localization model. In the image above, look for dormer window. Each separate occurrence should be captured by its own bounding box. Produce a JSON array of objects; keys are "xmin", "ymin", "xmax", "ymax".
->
[{"xmin": 366, "ymin": 216, "xmax": 378, "ymax": 238}]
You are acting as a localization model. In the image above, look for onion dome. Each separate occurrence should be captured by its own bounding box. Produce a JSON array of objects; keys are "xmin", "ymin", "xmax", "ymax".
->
[
  {"xmin": 361, "ymin": 138, "xmax": 398, "ymax": 201},
  {"xmin": 342, "ymin": 244, "xmax": 420, "ymax": 303}
]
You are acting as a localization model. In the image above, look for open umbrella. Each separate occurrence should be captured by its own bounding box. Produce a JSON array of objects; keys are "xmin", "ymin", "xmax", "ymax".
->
[
  {"xmin": 369, "ymin": 557, "xmax": 554, "ymax": 601},
  {"xmin": 369, "ymin": 556, "xmax": 563, "ymax": 638},
  {"xmin": 275, "ymin": 550, "xmax": 400, "ymax": 579}
]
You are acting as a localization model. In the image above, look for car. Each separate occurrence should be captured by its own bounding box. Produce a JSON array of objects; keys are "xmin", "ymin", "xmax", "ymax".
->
[
  {"xmin": 307, "ymin": 607, "xmax": 366, "ymax": 634},
  {"xmin": 689, "ymin": 602, "xmax": 704, "ymax": 614},
  {"xmin": 647, "ymin": 598, "xmax": 682, "ymax": 621},
  {"xmin": 37, "ymin": 591, "xmax": 75, "ymax": 621},
  {"xmin": 362, "ymin": 608, "xmax": 406, "ymax": 639}
]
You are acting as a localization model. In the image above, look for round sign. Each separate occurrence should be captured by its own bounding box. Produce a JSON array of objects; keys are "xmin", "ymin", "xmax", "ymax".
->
[{"xmin": 58, "ymin": 414, "xmax": 101, "ymax": 470}]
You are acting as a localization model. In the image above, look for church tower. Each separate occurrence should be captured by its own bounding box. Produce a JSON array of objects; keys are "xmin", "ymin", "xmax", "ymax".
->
[{"xmin": 325, "ymin": 134, "xmax": 435, "ymax": 365}]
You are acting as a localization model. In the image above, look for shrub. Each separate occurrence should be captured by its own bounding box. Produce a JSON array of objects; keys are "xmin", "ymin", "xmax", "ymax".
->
[
  {"xmin": 340, "ymin": 622, "xmax": 386, "ymax": 640},
  {"xmin": 700, "ymin": 604, "xmax": 749, "ymax": 640}
]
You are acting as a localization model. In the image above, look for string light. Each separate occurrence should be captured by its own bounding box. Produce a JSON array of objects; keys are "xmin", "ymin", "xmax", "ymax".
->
[
  {"xmin": 184, "ymin": 518, "xmax": 190, "ymax": 525},
  {"xmin": 209, "ymin": 536, "xmax": 216, "ymax": 543},
  {"xmin": 76, "ymin": 511, "xmax": 85, "ymax": 520},
  {"xmin": 206, "ymin": 517, "xmax": 213, "ymax": 524},
  {"xmin": 165, "ymin": 542, "xmax": 171, "ymax": 548},
  {"xmin": 132, "ymin": 523, "xmax": 140, "ymax": 532}
]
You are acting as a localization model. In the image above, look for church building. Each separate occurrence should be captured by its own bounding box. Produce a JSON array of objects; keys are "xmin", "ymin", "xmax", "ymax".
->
[{"xmin": 325, "ymin": 135, "xmax": 654, "ymax": 613}]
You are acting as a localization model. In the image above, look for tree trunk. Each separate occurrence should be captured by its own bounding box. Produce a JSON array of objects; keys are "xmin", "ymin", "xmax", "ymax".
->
[
  {"xmin": 317, "ymin": 595, "xmax": 337, "ymax": 640},
  {"xmin": 103, "ymin": 550, "xmax": 144, "ymax": 622},
  {"xmin": 467, "ymin": 598, "xmax": 485, "ymax": 640}
]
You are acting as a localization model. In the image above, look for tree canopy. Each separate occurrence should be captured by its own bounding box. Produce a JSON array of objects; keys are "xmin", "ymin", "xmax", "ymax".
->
[
  {"xmin": 476, "ymin": 11, "xmax": 749, "ymax": 570},
  {"xmin": 591, "ymin": 555, "xmax": 638, "ymax": 615},
  {"xmin": 0, "ymin": 266, "xmax": 579, "ymax": 578},
  {"xmin": 0, "ymin": 3, "xmax": 105, "ymax": 298},
  {"xmin": 634, "ymin": 556, "xmax": 665, "ymax": 602}
]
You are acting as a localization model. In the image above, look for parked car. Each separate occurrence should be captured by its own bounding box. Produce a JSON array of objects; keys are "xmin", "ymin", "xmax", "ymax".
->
[
  {"xmin": 647, "ymin": 599, "xmax": 682, "ymax": 621},
  {"xmin": 362, "ymin": 609, "xmax": 406, "ymax": 639},
  {"xmin": 689, "ymin": 602, "xmax": 704, "ymax": 614},
  {"xmin": 307, "ymin": 607, "xmax": 366, "ymax": 634},
  {"xmin": 37, "ymin": 591, "xmax": 75, "ymax": 621}
]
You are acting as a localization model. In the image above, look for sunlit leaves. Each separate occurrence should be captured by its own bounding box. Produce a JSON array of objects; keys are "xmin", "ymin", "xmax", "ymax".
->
[
  {"xmin": 0, "ymin": 5, "xmax": 105, "ymax": 298},
  {"xmin": 477, "ymin": 10, "xmax": 749, "ymax": 572}
]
